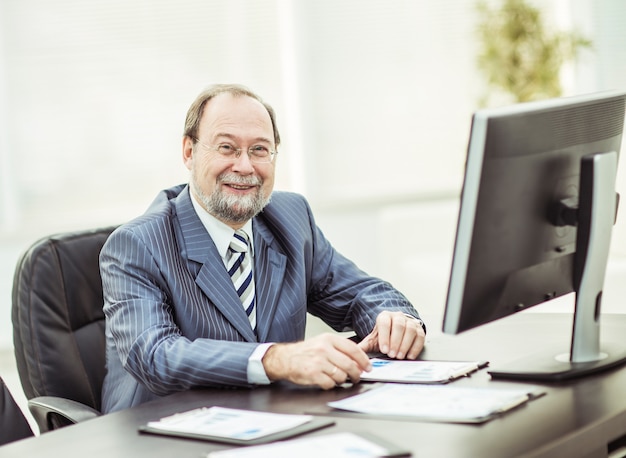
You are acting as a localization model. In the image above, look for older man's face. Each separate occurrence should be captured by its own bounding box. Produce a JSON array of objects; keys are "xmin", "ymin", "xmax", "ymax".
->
[{"xmin": 182, "ymin": 93, "xmax": 276, "ymax": 229}]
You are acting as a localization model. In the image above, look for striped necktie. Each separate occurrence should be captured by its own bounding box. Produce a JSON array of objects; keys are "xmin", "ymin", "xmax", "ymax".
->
[{"xmin": 227, "ymin": 230, "xmax": 256, "ymax": 330}]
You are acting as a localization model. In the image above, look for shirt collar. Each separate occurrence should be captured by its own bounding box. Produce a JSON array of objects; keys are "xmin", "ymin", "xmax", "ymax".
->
[{"xmin": 189, "ymin": 190, "xmax": 254, "ymax": 259}]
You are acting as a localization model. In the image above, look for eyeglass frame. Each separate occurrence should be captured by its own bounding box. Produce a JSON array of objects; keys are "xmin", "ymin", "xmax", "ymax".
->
[{"xmin": 192, "ymin": 138, "xmax": 278, "ymax": 164}]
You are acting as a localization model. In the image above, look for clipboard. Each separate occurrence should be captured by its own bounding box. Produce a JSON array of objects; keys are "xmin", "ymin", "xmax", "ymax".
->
[
  {"xmin": 205, "ymin": 431, "xmax": 412, "ymax": 457},
  {"xmin": 138, "ymin": 406, "xmax": 335, "ymax": 445},
  {"xmin": 360, "ymin": 359, "xmax": 489, "ymax": 384},
  {"xmin": 327, "ymin": 383, "xmax": 545, "ymax": 424}
]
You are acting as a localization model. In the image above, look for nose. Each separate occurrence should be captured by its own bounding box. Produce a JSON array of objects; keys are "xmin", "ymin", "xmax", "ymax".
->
[{"xmin": 231, "ymin": 149, "xmax": 256, "ymax": 174}]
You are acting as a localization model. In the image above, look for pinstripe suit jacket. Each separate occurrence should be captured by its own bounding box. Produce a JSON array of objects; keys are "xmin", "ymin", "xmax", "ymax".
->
[{"xmin": 100, "ymin": 184, "xmax": 419, "ymax": 413}]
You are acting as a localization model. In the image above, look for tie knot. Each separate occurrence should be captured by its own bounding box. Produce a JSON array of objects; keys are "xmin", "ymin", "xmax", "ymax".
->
[{"xmin": 229, "ymin": 230, "xmax": 249, "ymax": 254}]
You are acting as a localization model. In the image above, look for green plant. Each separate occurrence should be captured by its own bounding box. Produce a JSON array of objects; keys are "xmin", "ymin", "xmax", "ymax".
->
[{"xmin": 476, "ymin": 0, "xmax": 592, "ymax": 105}]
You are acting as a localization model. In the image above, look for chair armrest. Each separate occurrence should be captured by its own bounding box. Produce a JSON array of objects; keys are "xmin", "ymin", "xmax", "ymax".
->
[{"xmin": 28, "ymin": 396, "xmax": 101, "ymax": 433}]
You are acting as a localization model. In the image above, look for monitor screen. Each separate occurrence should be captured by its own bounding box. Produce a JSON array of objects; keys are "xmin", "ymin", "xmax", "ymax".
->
[{"xmin": 442, "ymin": 91, "xmax": 626, "ymax": 381}]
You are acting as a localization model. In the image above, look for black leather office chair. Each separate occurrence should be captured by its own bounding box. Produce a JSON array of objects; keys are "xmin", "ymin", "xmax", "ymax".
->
[
  {"xmin": 11, "ymin": 226, "xmax": 117, "ymax": 432},
  {"xmin": 0, "ymin": 376, "xmax": 33, "ymax": 445}
]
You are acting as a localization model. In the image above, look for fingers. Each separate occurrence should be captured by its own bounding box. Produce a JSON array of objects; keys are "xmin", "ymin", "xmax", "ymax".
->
[
  {"xmin": 398, "ymin": 322, "xmax": 426, "ymax": 360},
  {"xmin": 262, "ymin": 333, "xmax": 371, "ymax": 390},
  {"xmin": 328, "ymin": 339, "xmax": 371, "ymax": 384},
  {"xmin": 325, "ymin": 364, "xmax": 357, "ymax": 387},
  {"xmin": 325, "ymin": 364, "xmax": 348, "ymax": 387},
  {"xmin": 368, "ymin": 311, "xmax": 426, "ymax": 360},
  {"xmin": 261, "ymin": 313, "xmax": 426, "ymax": 392},
  {"xmin": 374, "ymin": 312, "xmax": 394, "ymax": 355}
]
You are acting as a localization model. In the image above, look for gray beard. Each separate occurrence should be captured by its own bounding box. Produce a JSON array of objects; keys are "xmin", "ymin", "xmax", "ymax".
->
[{"xmin": 191, "ymin": 173, "xmax": 271, "ymax": 224}]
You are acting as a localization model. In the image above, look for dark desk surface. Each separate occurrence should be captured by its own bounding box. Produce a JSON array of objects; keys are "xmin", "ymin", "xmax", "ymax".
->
[{"xmin": 3, "ymin": 313, "xmax": 626, "ymax": 458}]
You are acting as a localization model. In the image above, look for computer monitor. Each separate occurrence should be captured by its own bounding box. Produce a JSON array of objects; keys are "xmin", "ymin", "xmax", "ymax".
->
[{"xmin": 442, "ymin": 90, "xmax": 626, "ymax": 381}]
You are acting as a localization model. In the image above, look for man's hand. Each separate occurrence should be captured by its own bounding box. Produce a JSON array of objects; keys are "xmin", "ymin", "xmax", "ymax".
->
[
  {"xmin": 262, "ymin": 333, "xmax": 372, "ymax": 389},
  {"xmin": 357, "ymin": 311, "xmax": 425, "ymax": 360}
]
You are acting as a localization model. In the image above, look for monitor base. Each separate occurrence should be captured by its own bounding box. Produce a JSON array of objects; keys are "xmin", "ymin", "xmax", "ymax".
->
[{"xmin": 488, "ymin": 341, "xmax": 626, "ymax": 382}]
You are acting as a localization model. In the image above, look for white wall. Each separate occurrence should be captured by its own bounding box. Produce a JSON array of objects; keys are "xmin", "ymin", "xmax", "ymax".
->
[{"xmin": 1, "ymin": 0, "xmax": 626, "ymax": 348}]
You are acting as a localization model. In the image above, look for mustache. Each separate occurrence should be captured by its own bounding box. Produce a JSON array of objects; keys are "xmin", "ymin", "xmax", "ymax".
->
[{"xmin": 218, "ymin": 173, "xmax": 262, "ymax": 186}]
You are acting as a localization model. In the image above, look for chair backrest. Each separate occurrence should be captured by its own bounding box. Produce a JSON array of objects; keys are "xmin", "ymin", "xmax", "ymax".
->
[
  {"xmin": 11, "ymin": 227, "xmax": 116, "ymax": 413},
  {"xmin": 0, "ymin": 376, "xmax": 33, "ymax": 445}
]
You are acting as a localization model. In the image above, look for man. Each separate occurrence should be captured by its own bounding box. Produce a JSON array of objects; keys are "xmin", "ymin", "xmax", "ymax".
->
[{"xmin": 100, "ymin": 84, "xmax": 425, "ymax": 413}]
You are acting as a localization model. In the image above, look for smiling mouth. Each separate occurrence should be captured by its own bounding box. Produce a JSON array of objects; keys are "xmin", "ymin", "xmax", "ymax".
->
[
  {"xmin": 225, "ymin": 183, "xmax": 256, "ymax": 191},
  {"xmin": 219, "ymin": 172, "xmax": 262, "ymax": 192}
]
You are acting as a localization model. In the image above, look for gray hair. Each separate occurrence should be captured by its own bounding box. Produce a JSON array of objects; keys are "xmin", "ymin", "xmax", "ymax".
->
[{"xmin": 183, "ymin": 83, "xmax": 281, "ymax": 147}]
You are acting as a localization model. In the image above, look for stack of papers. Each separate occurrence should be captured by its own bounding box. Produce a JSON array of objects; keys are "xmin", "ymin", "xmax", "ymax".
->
[
  {"xmin": 206, "ymin": 432, "xmax": 411, "ymax": 458},
  {"xmin": 361, "ymin": 359, "xmax": 488, "ymax": 383},
  {"xmin": 328, "ymin": 384, "xmax": 544, "ymax": 423},
  {"xmin": 139, "ymin": 406, "xmax": 334, "ymax": 445}
]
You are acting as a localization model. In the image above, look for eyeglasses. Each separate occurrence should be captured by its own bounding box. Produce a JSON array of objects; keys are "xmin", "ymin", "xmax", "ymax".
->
[{"xmin": 193, "ymin": 139, "xmax": 277, "ymax": 164}]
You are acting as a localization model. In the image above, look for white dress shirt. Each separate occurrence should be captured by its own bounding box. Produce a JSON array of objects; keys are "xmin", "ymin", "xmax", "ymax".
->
[{"xmin": 189, "ymin": 192, "xmax": 272, "ymax": 385}]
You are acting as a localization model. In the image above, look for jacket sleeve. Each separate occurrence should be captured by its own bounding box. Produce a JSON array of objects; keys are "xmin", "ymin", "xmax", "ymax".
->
[
  {"xmin": 297, "ymin": 197, "xmax": 422, "ymax": 338},
  {"xmin": 100, "ymin": 226, "xmax": 256, "ymax": 396}
]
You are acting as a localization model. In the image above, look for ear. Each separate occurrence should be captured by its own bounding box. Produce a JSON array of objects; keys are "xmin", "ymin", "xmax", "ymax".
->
[{"xmin": 182, "ymin": 136, "xmax": 194, "ymax": 170}]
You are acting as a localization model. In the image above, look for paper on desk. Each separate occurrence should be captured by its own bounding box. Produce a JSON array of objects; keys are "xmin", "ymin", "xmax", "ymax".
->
[
  {"xmin": 206, "ymin": 432, "xmax": 410, "ymax": 458},
  {"xmin": 361, "ymin": 358, "xmax": 487, "ymax": 383},
  {"xmin": 145, "ymin": 406, "xmax": 312, "ymax": 441},
  {"xmin": 328, "ymin": 384, "xmax": 541, "ymax": 423}
]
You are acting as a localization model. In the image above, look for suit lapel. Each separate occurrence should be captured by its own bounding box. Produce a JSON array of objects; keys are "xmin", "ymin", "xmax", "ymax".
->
[
  {"xmin": 175, "ymin": 187, "xmax": 257, "ymax": 342},
  {"xmin": 253, "ymin": 225, "xmax": 287, "ymax": 342},
  {"xmin": 195, "ymin": 263, "xmax": 258, "ymax": 342}
]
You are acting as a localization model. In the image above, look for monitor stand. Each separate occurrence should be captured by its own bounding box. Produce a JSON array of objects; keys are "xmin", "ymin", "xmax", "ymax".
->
[{"xmin": 489, "ymin": 151, "xmax": 626, "ymax": 382}]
